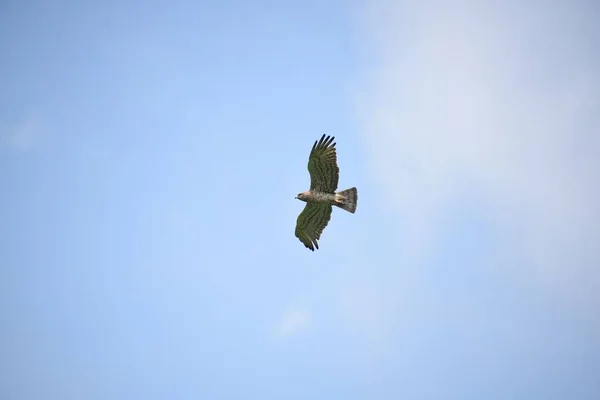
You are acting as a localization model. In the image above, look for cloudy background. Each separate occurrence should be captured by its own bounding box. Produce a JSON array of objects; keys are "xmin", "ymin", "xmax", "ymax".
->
[{"xmin": 1, "ymin": 1, "xmax": 599, "ymax": 399}]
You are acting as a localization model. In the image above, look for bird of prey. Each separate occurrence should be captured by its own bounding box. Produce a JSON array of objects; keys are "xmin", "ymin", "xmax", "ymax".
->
[{"xmin": 294, "ymin": 134, "xmax": 358, "ymax": 251}]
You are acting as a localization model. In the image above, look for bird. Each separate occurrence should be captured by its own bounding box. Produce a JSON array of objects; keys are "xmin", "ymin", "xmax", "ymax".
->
[{"xmin": 294, "ymin": 134, "xmax": 358, "ymax": 251}]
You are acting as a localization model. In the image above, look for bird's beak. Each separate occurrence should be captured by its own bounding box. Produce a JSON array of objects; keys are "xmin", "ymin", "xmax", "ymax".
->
[{"xmin": 294, "ymin": 196, "xmax": 298, "ymax": 199}]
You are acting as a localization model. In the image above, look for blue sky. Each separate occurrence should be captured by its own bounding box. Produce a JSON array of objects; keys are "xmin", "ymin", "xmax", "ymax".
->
[{"xmin": 1, "ymin": 1, "xmax": 599, "ymax": 399}]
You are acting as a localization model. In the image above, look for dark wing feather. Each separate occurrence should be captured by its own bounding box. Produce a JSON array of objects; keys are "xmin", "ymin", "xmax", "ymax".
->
[
  {"xmin": 294, "ymin": 203, "xmax": 332, "ymax": 251},
  {"xmin": 307, "ymin": 134, "xmax": 339, "ymax": 193}
]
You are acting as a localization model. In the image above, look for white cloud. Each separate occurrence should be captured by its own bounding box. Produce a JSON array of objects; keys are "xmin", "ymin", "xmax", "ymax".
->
[
  {"xmin": 355, "ymin": 0, "xmax": 600, "ymax": 279},
  {"xmin": 274, "ymin": 307, "xmax": 312, "ymax": 338},
  {"xmin": 1, "ymin": 112, "xmax": 44, "ymax": 151}
]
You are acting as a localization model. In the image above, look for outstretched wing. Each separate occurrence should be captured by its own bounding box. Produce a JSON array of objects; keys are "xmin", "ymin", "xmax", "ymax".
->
[
  {"xmin": 295, "ymin": 203, "xmax": 332, "ymax": 251},
  {"xmin": 307, "ymin": 134, "xmax": 339, "ymax": 193}
]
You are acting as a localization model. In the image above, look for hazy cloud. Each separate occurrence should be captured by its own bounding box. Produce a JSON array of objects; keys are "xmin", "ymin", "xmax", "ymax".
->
[
  {"xmin": 356, "ymin": 0, "xmax": 600, "ymax": 278},
  {"xmin": 341, "ymin": 1, "xmax": 600, "ymax": 362},
  {"xmin": 274, "ymin": 307, "xmax": 312, "ymax": 338},
  {"xmin": 1, "ymin": 112, "xmax": 44, "ymax": 151}
]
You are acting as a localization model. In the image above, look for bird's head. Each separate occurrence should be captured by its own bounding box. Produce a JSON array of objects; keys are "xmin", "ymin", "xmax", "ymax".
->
[{"xmin": 295, "ymin": 192, "xmax": 307, "ymax": 201}]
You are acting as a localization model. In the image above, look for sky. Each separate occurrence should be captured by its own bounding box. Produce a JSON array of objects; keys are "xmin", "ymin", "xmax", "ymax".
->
[{"xmin": 1, "ymin": 1, "xmax": 599, "ymax": 399}]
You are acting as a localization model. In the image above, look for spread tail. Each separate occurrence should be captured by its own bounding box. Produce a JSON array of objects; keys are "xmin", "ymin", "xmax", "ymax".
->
[{"xmin": 335, "ymin": 187, "xmax": 358, "ymax": 213}]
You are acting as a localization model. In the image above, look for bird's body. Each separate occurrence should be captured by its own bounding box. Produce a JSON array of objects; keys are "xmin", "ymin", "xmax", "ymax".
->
[
  {"xmin": 297, "ymin": 191, "xmax": 336, "ymax": 204},
  {"xmin": 294, "ymin": 134, "xmax": 358, "ymax": 251}
]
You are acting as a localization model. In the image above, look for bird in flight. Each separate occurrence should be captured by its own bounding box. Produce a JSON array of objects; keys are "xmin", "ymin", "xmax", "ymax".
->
[{"xmin": 294, "ymin": 134, "xmax": 358, "ymax": 251}]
